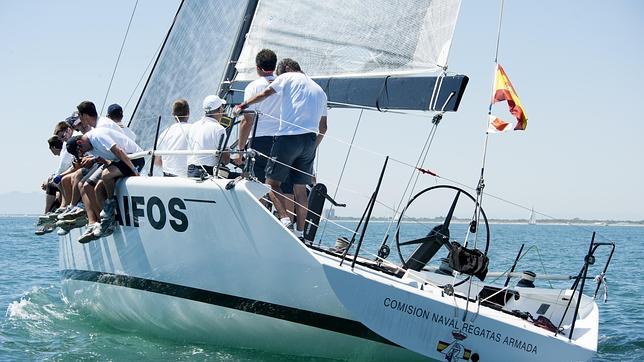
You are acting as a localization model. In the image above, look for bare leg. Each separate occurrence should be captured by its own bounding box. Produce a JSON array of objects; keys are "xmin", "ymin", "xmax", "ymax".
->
[
  {"xmin": 80, "ymin": 181, "xmax": 99, "ymax": 224},
  {"xmin": 283, "ymin": 194, "xmax": 295, "ymax": 222},
  {"xmin": 60, "ymin": 174, "xmax": 73, "ymax": 207},
  {"xmin": 101, "ymin": 166, "xmax": 124, "ymax": 200},
  {"xmin": 293, "ymin": 184, "xmax": 308, "ymax": 232},
  {"xmin": 266, "ymin": 178, "xmax": 287, "ymax": 219},
  {"xmin": 71, "ymin": 169, "xmax": 84, "ymax": 205},
  {"xmin": 95, "ymin": 180, "xmax": 107, "ymax": 210},
  {"xmin": 44, "ymin": 194, "xmax": 56, "ymax": 213}
]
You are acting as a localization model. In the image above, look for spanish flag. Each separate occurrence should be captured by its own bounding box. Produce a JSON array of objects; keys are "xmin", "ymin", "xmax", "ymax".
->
[{"xmin": 492, "ymin": 64, "xmax": 528, "ymax": 130}]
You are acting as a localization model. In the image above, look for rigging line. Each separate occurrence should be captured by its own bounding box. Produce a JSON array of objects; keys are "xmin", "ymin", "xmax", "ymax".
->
[
  {"xmin": 493, "ymin": 0, "xmax": 505, "ymax": 64},
  {"xmin": 380, "ymin": 121, "xmax": 439, "ymax": 248},
  {"xmin": 259, "ymin": 111, "xmax": 440, "ymax": 173},
  {"xmin": 128, "ymin": 0, "xmax": 185, "ymax": 128},
  {"xmin": 318, "ymin": 108, "xmax": 365, "ymax": 244},
  {"xmin": 124, "ymin": 39, "xmax": 164, "ymax": 110},
  {"xmin": 100, "ymin": 0, "xmax": 139, "ymax": 115}
]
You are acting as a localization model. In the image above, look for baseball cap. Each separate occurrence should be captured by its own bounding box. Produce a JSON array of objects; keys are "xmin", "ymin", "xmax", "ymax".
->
[
  {"xmin": 203, "ymin": 95, "xmax": 226, "ymax": 111},
  {"xmin": 66, "ymin": 135, "xmax": 82, "ymax": 159},
  {"xmin": 65, "ymin": 111, "xmax": 81, "ymax": 128},
  {"xmin": 107, "ymin": 104, "xmax": 123, "ymax": 118}
]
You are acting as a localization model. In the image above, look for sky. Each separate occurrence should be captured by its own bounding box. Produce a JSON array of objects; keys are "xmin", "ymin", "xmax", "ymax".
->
[{"xmin": 1, "ymin": 1, "xmax": 643, "ymax": 221}]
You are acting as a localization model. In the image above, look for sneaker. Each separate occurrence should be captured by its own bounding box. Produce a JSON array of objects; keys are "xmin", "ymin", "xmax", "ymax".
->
[
  {"xmin": 99, "ymin": 198, "xmax": 116, "ymax": 219},
  {"xmin": 57, "ymin": 228, "xmax": 69, "ymax": 236},
  {"xmin": 290, "ymin": 229, "xmax": 303, "ymax": 238},
  {"xmin": 35, "ymin": 224, "xmax": 54, "ymax": 235},
  {"xmin": 94, "ymin": 217, "xmax": 116, "ymax": 238},
  {"xmin": 37, "ymin": 212, "xmax": 55, "ymax": 224},
  {"xmin": 280, "ymin": 217, "xmax": 293, "ymax": 229},
  {"xmin": 58, "ymin": 205, "xmax": 85, "ymax": 221},
  {"xmin": 56, "ymin": 216, "xmax": 88, "ymax": 231},
  {"xmin": 77, "ymin": 223, "xmax": 100, "ymax": 244}
]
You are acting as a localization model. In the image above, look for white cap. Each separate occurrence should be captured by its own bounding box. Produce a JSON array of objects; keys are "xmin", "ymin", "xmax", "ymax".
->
[{"xmin": 203, "ymin": 95, "xmax": 226, "ymax": 111}]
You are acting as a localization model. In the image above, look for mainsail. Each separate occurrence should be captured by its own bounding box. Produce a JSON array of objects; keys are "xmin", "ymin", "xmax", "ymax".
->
[
  {"xmin": 230, "ymin": 0, "xmax": 466, "ymax": 112},
  {"xmin": 235, "ymin": 0, "xmax": 461, "ymax": 79},
  {"xmin": 130, "ymin": 0, "xmax": 466, "ymax": 148}
]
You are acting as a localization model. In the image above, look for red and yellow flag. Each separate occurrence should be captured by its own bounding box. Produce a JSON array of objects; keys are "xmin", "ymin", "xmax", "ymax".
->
[{"xmin": 492, "ymin": 64, "xmax": 528, "ymax": 130}]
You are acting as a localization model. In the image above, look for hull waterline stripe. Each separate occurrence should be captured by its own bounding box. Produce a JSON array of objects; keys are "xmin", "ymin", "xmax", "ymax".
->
[{"xmin": 61, "ymin": 269, "xmax": 396, "ymax": 347}]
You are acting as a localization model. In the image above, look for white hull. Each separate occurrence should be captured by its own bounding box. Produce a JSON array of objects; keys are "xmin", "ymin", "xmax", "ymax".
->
[
  {"xmin": 318, "ymin": 256, "xmax": 598, "ymax": 361},
  {"xmin": 59, "ymin": 177, "xmax": 425, "ymax": 360}
]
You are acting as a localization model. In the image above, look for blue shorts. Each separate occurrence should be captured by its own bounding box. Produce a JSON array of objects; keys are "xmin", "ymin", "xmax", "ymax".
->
[{"xmin": 265, "ymin": 133, "xmax": 316, "ymax": 185}]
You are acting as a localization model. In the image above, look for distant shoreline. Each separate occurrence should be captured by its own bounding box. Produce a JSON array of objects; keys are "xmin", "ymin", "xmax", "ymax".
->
[
  {"xmin": 325, "ymin": 217, "xmax": 644, "ymax": 226},
  {"xmin": 3, "ymin": 214, "xmax": 642, "ymax": 227}
]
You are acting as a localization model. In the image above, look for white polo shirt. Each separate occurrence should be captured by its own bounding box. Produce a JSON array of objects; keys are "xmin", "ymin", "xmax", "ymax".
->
[
  {"xmin": 86, "ymin": 127, "xmax": 143, "ymax": 161},
  {"xmin": 187, "ymin": 116, "xmax": 227, "ymax": 167},
  {"xmin": 244, "ymin": 75, "xmax": 280, "ymax": 138},
  {"xmin": 157, "ymin": 122, "xmax": 192, "ymax": 177},
  {"xmin": 55, "ymin": 144, "xmax": 74, "ymax": 175},
  {"xmin": 96, "ymin": 116, "xmax": 125, "ymax": 133},
  {"xmin": 269, "ymin": 72, "xmax": 327, "ymax": 136}
]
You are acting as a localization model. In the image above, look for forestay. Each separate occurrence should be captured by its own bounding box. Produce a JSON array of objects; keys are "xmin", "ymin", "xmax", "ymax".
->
[{"xmin": 235, "ymin": 0, "xmax": 461, "ymax": 80}]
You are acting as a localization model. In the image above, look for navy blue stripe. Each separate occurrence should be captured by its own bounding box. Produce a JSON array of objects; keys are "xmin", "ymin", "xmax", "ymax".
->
[
  {"xmin": 60, "ymin": 269, "xmax": 396, "ymax": 346},
  {"xmin": 183, "ymin": 199, "xmax": 217, "ymax": 204}
]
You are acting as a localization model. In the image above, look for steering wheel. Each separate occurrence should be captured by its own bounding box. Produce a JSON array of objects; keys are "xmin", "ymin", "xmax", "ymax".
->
[{"xmin": 394, "ymin": 185, "xmax": 490, "ymax": 271}]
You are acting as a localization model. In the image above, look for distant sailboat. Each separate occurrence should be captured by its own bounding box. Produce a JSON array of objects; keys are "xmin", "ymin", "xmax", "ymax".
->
[{"xmin": 529, "ymin": 207, "xmax": 537, "ymax": 225}]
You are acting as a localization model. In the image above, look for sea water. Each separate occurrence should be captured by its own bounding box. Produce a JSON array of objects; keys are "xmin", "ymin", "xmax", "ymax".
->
[{"xmin": 0, "ymin": 216, "xmax": 642, "ymax": 361}]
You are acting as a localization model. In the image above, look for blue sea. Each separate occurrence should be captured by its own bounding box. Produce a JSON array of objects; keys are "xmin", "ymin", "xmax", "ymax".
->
[{"xmin": 1, "ymin": 216, "xmax": 642, "ymax": 361}]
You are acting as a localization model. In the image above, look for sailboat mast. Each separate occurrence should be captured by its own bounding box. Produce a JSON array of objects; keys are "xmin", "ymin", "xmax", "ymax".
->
[{"xmin": 218, "ymin": 0, "xmax": 260, "ymax": 99}]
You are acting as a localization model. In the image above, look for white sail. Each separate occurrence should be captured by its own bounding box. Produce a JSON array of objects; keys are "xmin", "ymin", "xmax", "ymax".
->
[
  {"xmin": 129, "ymin": 0, "xmax": 249, "ymax": 150},
  {"xmin": 235, "ymin": 0, "xmax": 461, "ymax": 80}
]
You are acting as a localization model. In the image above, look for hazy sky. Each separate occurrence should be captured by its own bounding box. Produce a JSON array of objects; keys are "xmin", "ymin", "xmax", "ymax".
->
[{"xmin": 1, "ymin": 1, "xmax": 642, "ymax": 221}]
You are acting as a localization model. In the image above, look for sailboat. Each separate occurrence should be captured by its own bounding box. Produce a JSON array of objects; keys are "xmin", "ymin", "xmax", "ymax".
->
[
  {"xmin": 529, "ymin": 207, "xmax": 537, "ymax": 225},
  {"xmin": 58, "ymin": 0, "xmax": 614, "ymax": 360}
]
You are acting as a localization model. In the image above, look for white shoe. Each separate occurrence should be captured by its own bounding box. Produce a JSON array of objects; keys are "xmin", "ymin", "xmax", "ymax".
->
[
  {"xmin": 280, "ymin": 217, "xmax": 293, "ymax": 229},
  {"xmin": 78, "ymin": 223, "xmax": 99, "ymax": 244},
  {"xmin": 58, "ymin": 205, "xmax": 85, "ymax": 220},
  {"xmin": 57, "ymin": 228, "xmax": 69, "ymax": 236}
]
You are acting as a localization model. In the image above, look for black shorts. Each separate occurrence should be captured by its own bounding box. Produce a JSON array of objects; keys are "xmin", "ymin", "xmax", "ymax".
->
[
  {"xmin": 265, "ymin": 133, "xmax": 316, "ymax": 185},
  {"xmin": 112, "ymin": 158, "xmax": 145, "ymax": 177},
  {"xmin": 248, "ymin": 135, "xmax": 274, "ymax": 183}
]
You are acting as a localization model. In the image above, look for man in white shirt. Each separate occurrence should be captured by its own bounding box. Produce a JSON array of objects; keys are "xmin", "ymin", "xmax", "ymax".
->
[
  {"xmin": 77, "ymin": 101, "xmax": 125, "ymax": 134},
  {"xmin": 57, "ymin": 102, "xmax": 125, "ymax": 223},
  {"xmin": 236, "ymin": 49, "xmax": 281, "ymax": 183},
  {"xmin": 67, "ymin": 127, "xmax": 144, "ymax": 243},
  {"xmin": 106, "ymin": 103, "xmax": 137, "ymax": 141},
  {"xmin": 233, "ymin": 58, "xmax": 328, "ymax": 238},
  {"xmin": 187, "ymin": 95, "xmax": 229, "ymax": 178},
  {"xmin": 154, "ymin": 99, "xmax": 191, "ymax": 177}
]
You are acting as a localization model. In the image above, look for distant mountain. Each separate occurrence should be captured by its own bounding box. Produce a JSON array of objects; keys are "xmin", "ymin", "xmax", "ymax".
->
[{"xmin": 0, "ymin": 191, "xmax": 43, "ymax": 215}]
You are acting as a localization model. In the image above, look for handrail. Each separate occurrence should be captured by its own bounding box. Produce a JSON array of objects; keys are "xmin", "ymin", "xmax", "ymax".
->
[{"xmin": 555, "ymin": 232, "xmax": 615, "ymax": 340}]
